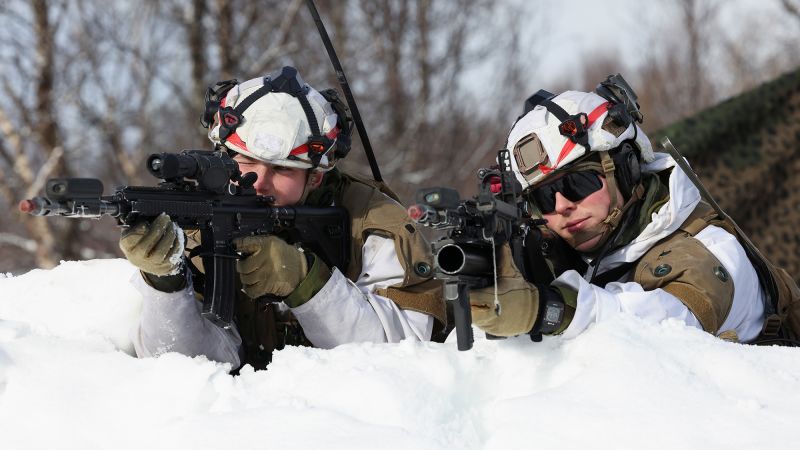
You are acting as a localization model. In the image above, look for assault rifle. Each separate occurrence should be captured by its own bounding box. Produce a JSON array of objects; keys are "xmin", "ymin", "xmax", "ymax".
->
[
  {"xmin": 19, "ymin": 150, "xmax": 350, "ymax": 329},
  {"xmin": 408, "ymin": 150, "xmax": 532, "ymax": 350}
]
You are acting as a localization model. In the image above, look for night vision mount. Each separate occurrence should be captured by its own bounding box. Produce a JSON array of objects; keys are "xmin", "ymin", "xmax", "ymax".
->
[{"xmin": 595, "ymin": 73, "xmax": 643, "ymax": 126}]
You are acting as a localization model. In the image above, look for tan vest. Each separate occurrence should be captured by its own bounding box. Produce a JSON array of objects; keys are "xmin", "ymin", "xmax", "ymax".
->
[
  {"xmin": 187, "ymin": 172, "xmax": 445, "ymax": 369},
  {"xmin": 336, "ymin": 173, "xmax": 445, "ymax": 324},
  {"xmin": 633, "ymin": 201, "xmax": 800, "ymax": 343},
  {"xmin": 632, "ymin": 205, "xmax": 735, "ymax": 335}
]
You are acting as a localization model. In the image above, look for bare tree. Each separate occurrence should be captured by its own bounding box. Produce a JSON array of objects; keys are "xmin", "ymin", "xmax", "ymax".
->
[
  {"xmin": 0, "ymin": 0, "xmax": 70, "ymax": 269},
  {"xmin": 0, "ymin": 0, "xmax": 534, "ymax": 273},
  {"xmin": 326, "ymin": 0, "xmax": 531, "ymax": 199},
  {"xmin": 573, "ymin": 50, "xmax": 630, "ymax": 94},
  {"xmin": 781, "ymin": 0, "xmax": 800, "ymax": 22},
  {"xmin": 626, "ymin": 0, "xmax": 722, "ymax": 131}
]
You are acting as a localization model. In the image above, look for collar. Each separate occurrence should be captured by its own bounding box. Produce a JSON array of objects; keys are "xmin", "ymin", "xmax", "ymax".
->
[{"xmin": 303, "ymin": 168, "xmax": 346, "ymax": 206}]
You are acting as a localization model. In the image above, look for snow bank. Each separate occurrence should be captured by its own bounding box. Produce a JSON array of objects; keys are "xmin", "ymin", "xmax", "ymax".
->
[{"xmin": 0, "ymin": 259, "xmax": 798, "ymax": 450}]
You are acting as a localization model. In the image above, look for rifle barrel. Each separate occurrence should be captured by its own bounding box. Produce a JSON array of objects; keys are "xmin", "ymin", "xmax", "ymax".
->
[{"xmin": 436, "ymin": 242, "xmax": 492, "ymax": 276}]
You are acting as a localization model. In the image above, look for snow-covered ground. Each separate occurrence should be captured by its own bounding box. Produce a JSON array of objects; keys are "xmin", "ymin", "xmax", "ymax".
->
[{"xmin": 1, "ymin": 259, "xmax": 798, "ymax": 450}]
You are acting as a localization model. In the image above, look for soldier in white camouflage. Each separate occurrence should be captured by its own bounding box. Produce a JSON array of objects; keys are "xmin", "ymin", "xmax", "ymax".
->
[
  {"xmin": 120, "ymin": 66, "xmax": 444, "ymax": 370},
  {"xmin": 469, "ymin": 76, "xmax": 793, "ymax": 344}
]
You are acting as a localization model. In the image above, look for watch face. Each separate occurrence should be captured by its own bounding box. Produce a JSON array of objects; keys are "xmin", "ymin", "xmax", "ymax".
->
[{"xmin": 544, "ymin": 303, "xmax": 563, "ymax": 324}]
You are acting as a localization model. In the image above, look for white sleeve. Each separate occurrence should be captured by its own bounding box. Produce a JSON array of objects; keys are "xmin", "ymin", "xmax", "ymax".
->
[
  {"xmin": 130, "ymin": 272, "xmax": 242, "ymax": 367},
  {"xmin": 288, "ymin": 234, "xmax": 435, "ymax": 349},
  {"xmin": 556, "ymin": 225, "xmax": 765, "ymax": 341},
  {"xmin": 555, "ymin": 270, "xmax": 703, "ymax": 339}
]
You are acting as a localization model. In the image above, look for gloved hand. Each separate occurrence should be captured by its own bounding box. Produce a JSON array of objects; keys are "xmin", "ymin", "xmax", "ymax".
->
[
  {"xmin": 119, "ymin": 213, "xmax": 184, "ymax": 277},
  {"xmin": 233, "ymin": 235, "xmax": 315, "ymax": 304},
  {"xmin": 470, "ymin": 243, "xmax": 540, "ymax": 337}
]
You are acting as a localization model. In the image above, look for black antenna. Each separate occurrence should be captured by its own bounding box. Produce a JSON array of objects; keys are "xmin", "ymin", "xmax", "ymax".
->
[{"xmin": 305, "ymin": 0, "xmax": 383, "ymax": 182}]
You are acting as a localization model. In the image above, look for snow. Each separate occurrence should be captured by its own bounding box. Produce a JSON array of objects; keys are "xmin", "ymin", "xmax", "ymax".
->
[{"xmin": 1, "ymin": 259, "xmax": 798, "ymax": 449}]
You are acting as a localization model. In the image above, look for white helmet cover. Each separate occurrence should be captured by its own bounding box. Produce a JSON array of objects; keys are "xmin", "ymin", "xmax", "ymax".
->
[
  {"xmin": 506, "ymin": 90, "xmax": 654, "ymax": 190},
  {"xmin": 208, "ymin": 73, "xmax": 340, "ymax": 170}
]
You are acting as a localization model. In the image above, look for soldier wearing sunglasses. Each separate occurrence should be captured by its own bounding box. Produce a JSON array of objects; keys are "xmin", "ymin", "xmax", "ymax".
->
[{"xmin": 469, "ymin": 77, "xmax": 773, "ymax": 344}]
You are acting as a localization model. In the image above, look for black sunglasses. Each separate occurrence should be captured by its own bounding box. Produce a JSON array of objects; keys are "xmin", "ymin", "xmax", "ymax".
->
[{"xmin": 528, "ymin": 170, "xmax": 603, "ymax": 213}]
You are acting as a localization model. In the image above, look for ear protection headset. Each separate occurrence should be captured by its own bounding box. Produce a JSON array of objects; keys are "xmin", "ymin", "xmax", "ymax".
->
[
  {"xmin": 318, "ymin": 88, "xmax": 353, "ymax": 160},
  {"xmin": 609, "ymin": 141, "xmax": 642, "ymax": 201},
  {"xmin": 594, "ymin": 75, "xmax": 645, "ymax": 202}
]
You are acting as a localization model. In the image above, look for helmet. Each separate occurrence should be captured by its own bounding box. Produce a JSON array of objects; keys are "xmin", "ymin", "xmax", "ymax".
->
[
  {"xmin": 204, "ymin": 66, "xmax": 351, "ymax": 171},
  {"xmin": 507, "ymin": 80, "xmax": 654, "ymax": 191},
  {"xmin": 507, "ymin": 74, "xmax": 656, "ymax": 251}
]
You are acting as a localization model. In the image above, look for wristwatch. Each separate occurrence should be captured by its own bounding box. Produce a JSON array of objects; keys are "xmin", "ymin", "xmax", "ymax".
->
[{"xmin": 531, "ymin": 286, "xmax": 565, "ymax": 336}]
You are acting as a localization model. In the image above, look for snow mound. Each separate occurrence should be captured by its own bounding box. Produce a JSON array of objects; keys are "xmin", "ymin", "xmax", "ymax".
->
[{"xmin": 0, "ymin": 259, "xmax": 798, "ymax": 450}]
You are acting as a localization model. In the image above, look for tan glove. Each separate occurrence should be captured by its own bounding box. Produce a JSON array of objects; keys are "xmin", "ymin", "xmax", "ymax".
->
[
  {"xmin": 233, "ymin": 235, "xmax": 309, "ymax": 300},
  {"xmin": 470, "ymin": 243, "xmax": 540, "ymax": 337},
  {"xmin": 119, "ymin": 213, "xmax": 184, "ymax": 276}
]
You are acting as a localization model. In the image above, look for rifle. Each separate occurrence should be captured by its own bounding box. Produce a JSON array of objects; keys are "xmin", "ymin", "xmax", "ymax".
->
[
  {"xmin": 407, "ymin": 149, "xmax": 533, "ymax": 350},
  {"xmin": 19, "ymin": 150, "xmax": 350, "ymax": 329}
]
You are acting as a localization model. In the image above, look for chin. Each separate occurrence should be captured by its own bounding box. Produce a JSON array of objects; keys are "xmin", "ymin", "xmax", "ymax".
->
[{"xmin": 574, "ymin": 234, "xmax": 603, "ymax": 253}]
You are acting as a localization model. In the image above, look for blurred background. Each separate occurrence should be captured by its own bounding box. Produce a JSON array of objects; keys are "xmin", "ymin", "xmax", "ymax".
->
[{"xmin": 2, "ymin": 0, "xmax": 799, "ymax": 275}]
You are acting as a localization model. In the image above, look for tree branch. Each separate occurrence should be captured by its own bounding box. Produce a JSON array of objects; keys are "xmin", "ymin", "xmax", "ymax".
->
[
  {"xmin": 0, "ymin": 105, "xmax": 34, "ymax": 184},
  {"xmin": 24, "ymin": 144, "xmax": 63, "ymax": 199},
  {"xmin": 0, "ymin": 232, "xmax": 37, "ymax": 253}
]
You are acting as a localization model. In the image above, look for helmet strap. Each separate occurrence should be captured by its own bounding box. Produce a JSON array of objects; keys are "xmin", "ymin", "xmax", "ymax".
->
[
  {"xmin": 599, "ymin": 151, "xmax": 621, "ymax": 218},
  {"xmin": 575, "ymin": 151, "xmax": 645, "ymax": 251}
]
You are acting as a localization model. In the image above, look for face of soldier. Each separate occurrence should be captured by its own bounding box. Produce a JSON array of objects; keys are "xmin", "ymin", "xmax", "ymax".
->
[
  {"xmin": 233, "ymin": 154, "xmax": 322, "ymax": 206},
  {"xmin": 541, "ymin": 175, "xmax": 623, "ymax": 252}
]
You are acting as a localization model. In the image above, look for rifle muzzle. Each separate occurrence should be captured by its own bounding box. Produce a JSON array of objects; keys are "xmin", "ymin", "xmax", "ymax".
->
[
  {"xmin": 436, "ymin": 242, "xmax": 493, "ymax": 276},
  {"xmin": 19, "ymin": 198, "xmax": 50, "ymax": 216}
]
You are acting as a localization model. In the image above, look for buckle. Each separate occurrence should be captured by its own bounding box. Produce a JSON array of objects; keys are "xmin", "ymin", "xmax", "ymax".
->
[
  {"xmin": 761, "ymin": 314, "xmax": 783, "ymax": 336},
  {"xmin": 306, "ymin": 137, "xmax": 329, "ymax": 167},
  {"xmin": 201, "ymin": 79, "xmax": 238, "ymax": 128},
  {"xmin": 602, "ymin": 207, "xmax": 622, "ymax": 225},
  {"xmin": 217, "ymin": 107, "xmax": 243, "ymax": 141},
  {"xmin": 600, "ymin": 156, "xmax": 616, "ymax": 176}
]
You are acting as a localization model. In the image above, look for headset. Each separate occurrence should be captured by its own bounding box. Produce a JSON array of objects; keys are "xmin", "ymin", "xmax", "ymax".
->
[{"xmin": 610, "ymin": 141, "xmax": 642, "ymax": 200}]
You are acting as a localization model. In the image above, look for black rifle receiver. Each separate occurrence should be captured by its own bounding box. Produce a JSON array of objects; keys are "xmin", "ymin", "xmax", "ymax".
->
[
  {"xmin": 20, "ymin": 150, "xmax": 351, "ymax": 329},
  {"xmin": 408, "ymin": 150, "xmax": 530, "ymax": 350}
]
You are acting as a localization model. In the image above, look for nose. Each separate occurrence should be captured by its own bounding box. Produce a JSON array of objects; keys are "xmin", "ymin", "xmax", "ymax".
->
[
  {"xmin": 249, "ymin": 165, "xmax": 273, "ymax": 196},
  {"xmin": 553, "ymin": 192, "xmax": 576, "ymax": 214}
]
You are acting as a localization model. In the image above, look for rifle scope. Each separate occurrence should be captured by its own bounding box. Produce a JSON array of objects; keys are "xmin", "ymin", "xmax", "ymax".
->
[{"xmin": 147, "ymin": 150, "xmax": 240, "ymax": 193}]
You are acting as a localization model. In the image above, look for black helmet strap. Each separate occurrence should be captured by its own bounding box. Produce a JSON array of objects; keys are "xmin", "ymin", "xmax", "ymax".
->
[{"xmin": 519, "ymin": 89, "xmax": 591, "ymax": 150}]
